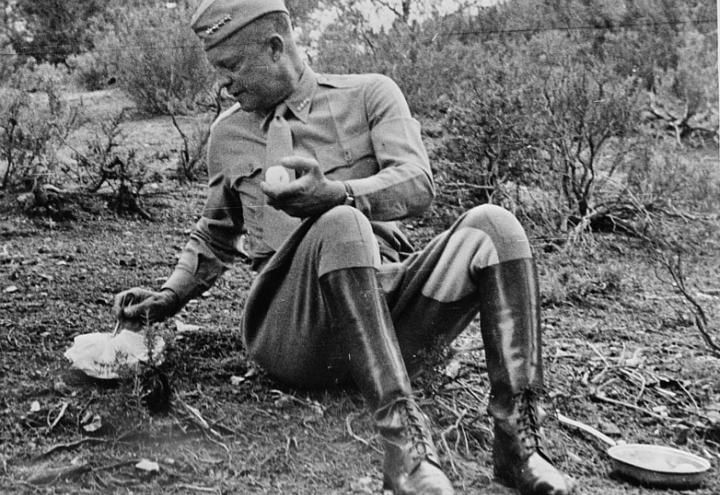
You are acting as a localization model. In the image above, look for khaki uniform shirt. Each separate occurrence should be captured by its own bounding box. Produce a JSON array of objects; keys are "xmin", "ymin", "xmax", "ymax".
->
[{"xmin": 163, "ymin": 66, "xmax": 434, "ymax": 302}]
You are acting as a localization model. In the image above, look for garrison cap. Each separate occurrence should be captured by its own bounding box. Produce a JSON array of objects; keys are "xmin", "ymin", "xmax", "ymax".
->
[{"xmin": 190, "ymin": 0, "xmax": 289, "ymax": 50}]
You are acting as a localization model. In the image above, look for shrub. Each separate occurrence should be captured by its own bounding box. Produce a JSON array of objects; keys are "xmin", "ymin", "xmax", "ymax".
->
[
  {"xmin": 312, "ymin": 11, "xmax": 482, "ymax": 117},
  {"xmin": 66, "ymin": 45, "xmax": 116, "ymax": 91},
  {"xmin": 0, "ymin": 84, "xmax": 83, "ymax": 191},
  {"xmin": 11, "ymin": 0, "xmax": 104, "ymax": 64},
  {"xmin": 97, "ymin": 3, "xmax": 215, "ymax": 115},
  {"xmin": 625, "ymin": 136, "xmax": 720, "ymax": 210},
  {"xmin": 645, "ymin": 28, "xmax": 718, "ymax": 145},
  {"xmin": 437, "ymin": 32, "xmax": 645, "ymax": 235},
  {"xmin": 0, "ymin": 29, "xmax": 19, "ymax": 84},
  {"xmin": 170, "ymin": 113, "xmax": 213, "ymax": 183},
  {"xmin": 68, "ymin": 109, "xmax": 154, "ymax": 218},
  {"xmin": 5, "ymin": 57, "xmax": 71, "ymax": 92}
]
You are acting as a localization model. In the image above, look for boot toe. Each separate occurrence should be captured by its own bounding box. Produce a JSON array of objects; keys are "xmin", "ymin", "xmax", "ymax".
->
[
  {"xmin": 521, "ymin": 453, "xmax": 575, "ymax": 495},
  {"xmin": 399, "ymin": 460, "xmax": 454, "ymax": 495}
]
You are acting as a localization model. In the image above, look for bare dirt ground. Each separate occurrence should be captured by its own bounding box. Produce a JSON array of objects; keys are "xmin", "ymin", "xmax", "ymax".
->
[{"xmin": 1, "ymin": 90, "xmax": 719, "ymax": 494}]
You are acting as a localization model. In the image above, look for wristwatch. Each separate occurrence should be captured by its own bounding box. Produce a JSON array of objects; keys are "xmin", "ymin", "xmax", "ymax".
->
[{"xmin": 342, "ymin": 182, "xmax": 355, "ymax": 206}]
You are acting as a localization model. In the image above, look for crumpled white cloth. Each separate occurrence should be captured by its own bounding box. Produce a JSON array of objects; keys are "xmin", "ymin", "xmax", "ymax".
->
[{"xmin": 64, "ymin": 330, "xmax": 165, "ymax": 379}]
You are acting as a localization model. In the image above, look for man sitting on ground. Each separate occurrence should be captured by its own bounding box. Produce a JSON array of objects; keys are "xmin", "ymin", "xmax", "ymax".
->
[{"xmin": 115, "ymin": 1, "xmax": 575, "ymax": 493}]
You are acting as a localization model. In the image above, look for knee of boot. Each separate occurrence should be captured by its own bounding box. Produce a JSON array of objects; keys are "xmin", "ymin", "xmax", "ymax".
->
[
  {"xmin": 311, "ymin": 205, "xmax": 380, "ymax": 275},
  {"xmin": 313, "ymin": 205, "xmax": 373, "ymax": 242},
  {"xmin": 460, "ymin": 204, "xmax": 532, "ymax": 262}
]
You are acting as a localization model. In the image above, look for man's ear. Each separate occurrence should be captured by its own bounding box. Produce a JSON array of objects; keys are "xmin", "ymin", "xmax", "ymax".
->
[{"xmin": 267, "ymin": 34, "xmax": 284, "ymax": 61}]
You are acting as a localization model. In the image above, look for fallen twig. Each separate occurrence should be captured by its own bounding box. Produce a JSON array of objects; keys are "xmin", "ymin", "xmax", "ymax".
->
[
  {"xmin": 27, "ymin": 459, "xmax": 136, "ymax": 485},
  {"xmin": 27, "ymin": 463, "xmax": 91, "ymax": 485},
  {"xmin": 34, "ymin": 437, "xmax": 110, "ymax": 460},
  {"xmin": 46, "ymin": 401, "xmax": 69, "ymax": 432},
  {"xmin": 178, "ymin": 399, "xmax": 223, "ymax": 440},
  {"xmin": 660, "ymin": 254, "xmax": 720, "ymax": 357},
  {"xmin": 439, "ymin": 408, "xmax": 468, "ymax": 476},
  {"xmin": 617, "ymin": 368, "xmax": 646, "ymax": 404},
  {"xmin": 174, "ymin": 484, "xmax": 221, "ymax": 493},
  {"xmin": 592, "ymin": 392, "xmax": 684, "ymax": 423},
  {"xmin": 345, "ymin": 411, "xmax": 381, "ymax": 453}
]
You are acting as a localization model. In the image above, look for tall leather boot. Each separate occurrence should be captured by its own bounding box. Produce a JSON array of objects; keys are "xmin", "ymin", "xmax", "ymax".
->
[
  {"xmin": 320, "ymin": 267, "xmax": 454, "ymax": 495},
  {"xmin": 476, "ymin": 258, "xmax": 574, "ymax": 495}
]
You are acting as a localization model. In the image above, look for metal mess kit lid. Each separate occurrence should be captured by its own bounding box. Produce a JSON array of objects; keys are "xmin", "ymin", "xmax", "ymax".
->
[{"xmin": 64, "ymin": 330, "xmax": 165, "ymax": 379}]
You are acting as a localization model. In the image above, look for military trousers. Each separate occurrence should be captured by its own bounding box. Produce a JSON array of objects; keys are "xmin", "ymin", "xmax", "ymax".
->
[{"xmin": 241, "ymin": 204, "xmax": 533, "ymax": 388}]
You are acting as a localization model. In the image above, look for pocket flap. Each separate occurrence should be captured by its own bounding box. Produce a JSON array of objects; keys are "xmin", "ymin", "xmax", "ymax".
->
[{"xmin": 314, "ymin": 132, "xmax": 374, "ymax": 173}]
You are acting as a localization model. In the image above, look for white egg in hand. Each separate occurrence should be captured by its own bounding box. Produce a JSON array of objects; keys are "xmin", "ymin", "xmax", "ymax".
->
[{"xmin": 265, "ymin": 166, "xmax": 291, "ymax": 185}]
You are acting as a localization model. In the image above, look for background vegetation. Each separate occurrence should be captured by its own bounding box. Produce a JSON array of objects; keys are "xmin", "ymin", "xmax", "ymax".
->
[
  {"xmin": 0, "ymin": 1, "xmax": 718, "ymax": 493},
  {"xmin": 0, "ymin": 0, "xmax": 716, "ymax": 237}
]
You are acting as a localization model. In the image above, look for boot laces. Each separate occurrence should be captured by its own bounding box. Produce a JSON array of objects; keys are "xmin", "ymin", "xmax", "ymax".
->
[
  {"xmin": 400, "ymin": 398, "xmax": 435, "ymax": 462},
  {"xmin": 516, "ymin": 389, "xmax": 542, "ymax": 454}
]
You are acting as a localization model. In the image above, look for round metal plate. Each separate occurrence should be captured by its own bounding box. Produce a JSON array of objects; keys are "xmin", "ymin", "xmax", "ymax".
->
[{"xmin": 608, "ymin": 443, "xmax": 711, "ymax": 474}]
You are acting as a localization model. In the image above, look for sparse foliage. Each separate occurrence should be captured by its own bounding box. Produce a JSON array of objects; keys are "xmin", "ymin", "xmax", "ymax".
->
[
  {"xmin": 169, "ymin": 98, "xmax": 219, "ymax": 183},
  {"xmin": 105, "ymin": 3, "xmax": 215, "ymax": 115},
  {"xmin": 0, "ymin": 82, "xmax": 82, "ymax": 191},
  {"xmin": 9, "ymin": 0, "xmax": 103, "ymax": 63},
  {"xmin": 69, "ymin": 109, "xmax": 153, "ymax": 219},
  {"xmin": 656, "ymin": 252, "xmax": 720, "ymax": 357}
]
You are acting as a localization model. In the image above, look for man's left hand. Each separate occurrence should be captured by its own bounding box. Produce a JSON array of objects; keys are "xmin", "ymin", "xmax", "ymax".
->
[{"xmin": 261, "ymin": 156, "xmax": 347, "ymax": 218}]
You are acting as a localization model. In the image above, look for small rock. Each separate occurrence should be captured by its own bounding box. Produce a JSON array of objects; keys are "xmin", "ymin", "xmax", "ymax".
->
[
  {"xmin": 135, "ymin": 459, "xmax": 160, "ymax": 473},
  {"xmin": 82, "ymin": 414, "xmax": 103, "ymax": 433},
  {"xmin": 598, "ymin": 420, "xmax": 622, "ymax": 436}
]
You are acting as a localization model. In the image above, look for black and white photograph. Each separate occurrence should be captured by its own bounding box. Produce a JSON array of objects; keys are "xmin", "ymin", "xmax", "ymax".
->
[{"xmin": 0, "ymin": 0, "xmax": 718, "ymax": 493}]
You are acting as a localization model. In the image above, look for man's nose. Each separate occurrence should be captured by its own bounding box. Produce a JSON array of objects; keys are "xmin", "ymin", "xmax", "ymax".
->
[
  {"xmin": 216, "ymin": 74, "xmax": 233, "ymax": 89},
  {"xmin": 213, "ymin": 75, "xmax": 233, "ymax": 97}
]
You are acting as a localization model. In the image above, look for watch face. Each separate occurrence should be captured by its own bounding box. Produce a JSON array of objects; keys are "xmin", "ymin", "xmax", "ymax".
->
[{"xmin": 343, "ymin": 183, "xmax": 355, "ymax": 206}]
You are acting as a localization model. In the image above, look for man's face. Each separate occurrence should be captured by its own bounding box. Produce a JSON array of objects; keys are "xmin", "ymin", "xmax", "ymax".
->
[{"xmin": 207, "ymin": 33, "xmax": 286, "ymax": 113}]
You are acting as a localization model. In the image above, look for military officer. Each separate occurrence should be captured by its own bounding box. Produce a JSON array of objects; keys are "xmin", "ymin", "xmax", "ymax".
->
[{"xmin": 115, "ymin": 1, "xmax": 575, "ymax": 493}]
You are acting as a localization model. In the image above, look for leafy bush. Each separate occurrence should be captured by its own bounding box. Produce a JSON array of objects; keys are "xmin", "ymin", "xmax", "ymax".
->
[
  {"xmin": 66, "ymin": 44, "xmax": 116, "ymax": 91},
  {"xmin": 4, "ymin": 57, "xmax": 71, "ymax": 92},
  {"xmin": 436, "ymin": 31, "xmax": 645, "ymax": 234},
  {"xmin": 644, "ymin": 28, "xmax": 719, "ymax": 144},
  {"xmin": 625, "ymin": 137, "xmax": 720, "ymax": 210},
  {"xmin": 312, "ymin": 12, "xmax": 481, "ymax": 117},
  {"xmin": 0, "ymin": 84, "xmax": 83, "ymax": 191},
  {"xmin": 171, "ymin": 113, "xmax": 213, "ymax": 183},
  {"xmin": 0, "ymin": 28, "xmax": 19, "ymax": 84},
  {"xmin": 11, "ymin": 0, "xmax": 104, "ymax": 64},
  {"xmin": 67, "ymin": 109, "xmax": 155, "ymax": 218},
  {"xmin": 93, "ymin": 3, "xmax": 214, "ymax": 114}
]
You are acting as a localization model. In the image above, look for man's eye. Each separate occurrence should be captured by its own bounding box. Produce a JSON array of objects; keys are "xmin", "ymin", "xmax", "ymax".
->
[{"xmin": 216, "ymin": 59, "xmax": 241, "ymax": 73}]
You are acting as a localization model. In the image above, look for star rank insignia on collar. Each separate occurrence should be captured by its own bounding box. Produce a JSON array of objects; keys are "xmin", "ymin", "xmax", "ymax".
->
[{"xmin": 205, "ymin": 14, "xmax": 232, "ymax": 35}]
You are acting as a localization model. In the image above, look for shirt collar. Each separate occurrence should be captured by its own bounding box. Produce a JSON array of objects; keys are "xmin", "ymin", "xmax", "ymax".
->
[
  {"xmin": 260, "ymin": 64, "xmax": 316, "ymax": 130},
  {"xmin": 283, "ymin": 64, "xmax": 316, "ymax": 124}
]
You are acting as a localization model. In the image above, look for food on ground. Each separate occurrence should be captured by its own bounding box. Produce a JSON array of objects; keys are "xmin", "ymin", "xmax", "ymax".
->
[{"xmin": 64, "ymin": 330, "xmax": 165, "ymax": 379}]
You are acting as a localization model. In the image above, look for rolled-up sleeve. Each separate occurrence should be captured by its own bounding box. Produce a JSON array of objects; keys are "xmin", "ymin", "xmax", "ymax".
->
[
  {"xmin": 162, "ymin": 167, "xmax": 243, "ymax": 303},
  {"xmin": 344, "ymin": 75, "xmax": 434, "ymax": 221}
]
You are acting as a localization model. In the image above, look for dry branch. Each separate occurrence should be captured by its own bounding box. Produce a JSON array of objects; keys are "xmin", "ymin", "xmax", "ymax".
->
[
  {"xmin": 646, "ymin": 91, "xmax": 719, "ymax": 145},
  {"xmin": 345, "ymin": 411, "xmax": 381, "ymax": 453},
  {"xmin": 34, "ymin": 438, "xmax": 110, "ymax": 460},
  {"xmin": 660, "ymin": 254, "xmax": 720, "ymax": 357}
]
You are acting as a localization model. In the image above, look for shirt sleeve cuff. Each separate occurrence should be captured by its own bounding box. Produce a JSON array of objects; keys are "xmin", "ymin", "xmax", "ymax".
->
[{"xmin": 161, "ymin": 268, "xmax": 208, "ymax": 305}]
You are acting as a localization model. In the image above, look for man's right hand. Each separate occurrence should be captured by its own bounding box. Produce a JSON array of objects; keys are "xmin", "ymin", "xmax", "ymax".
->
[{"xmin": 113, "ymin": 288, "xmax": 179, "ymax": 330}]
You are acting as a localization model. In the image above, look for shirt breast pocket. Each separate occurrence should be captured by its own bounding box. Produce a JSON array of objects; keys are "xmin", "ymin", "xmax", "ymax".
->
[
  {"xmin": 314, "ymin": 132, "xmax": 376, "ymax": 179},
  {"xmin": 231, "ymin": 162, "xmax": 264, "ymax": 218}
]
